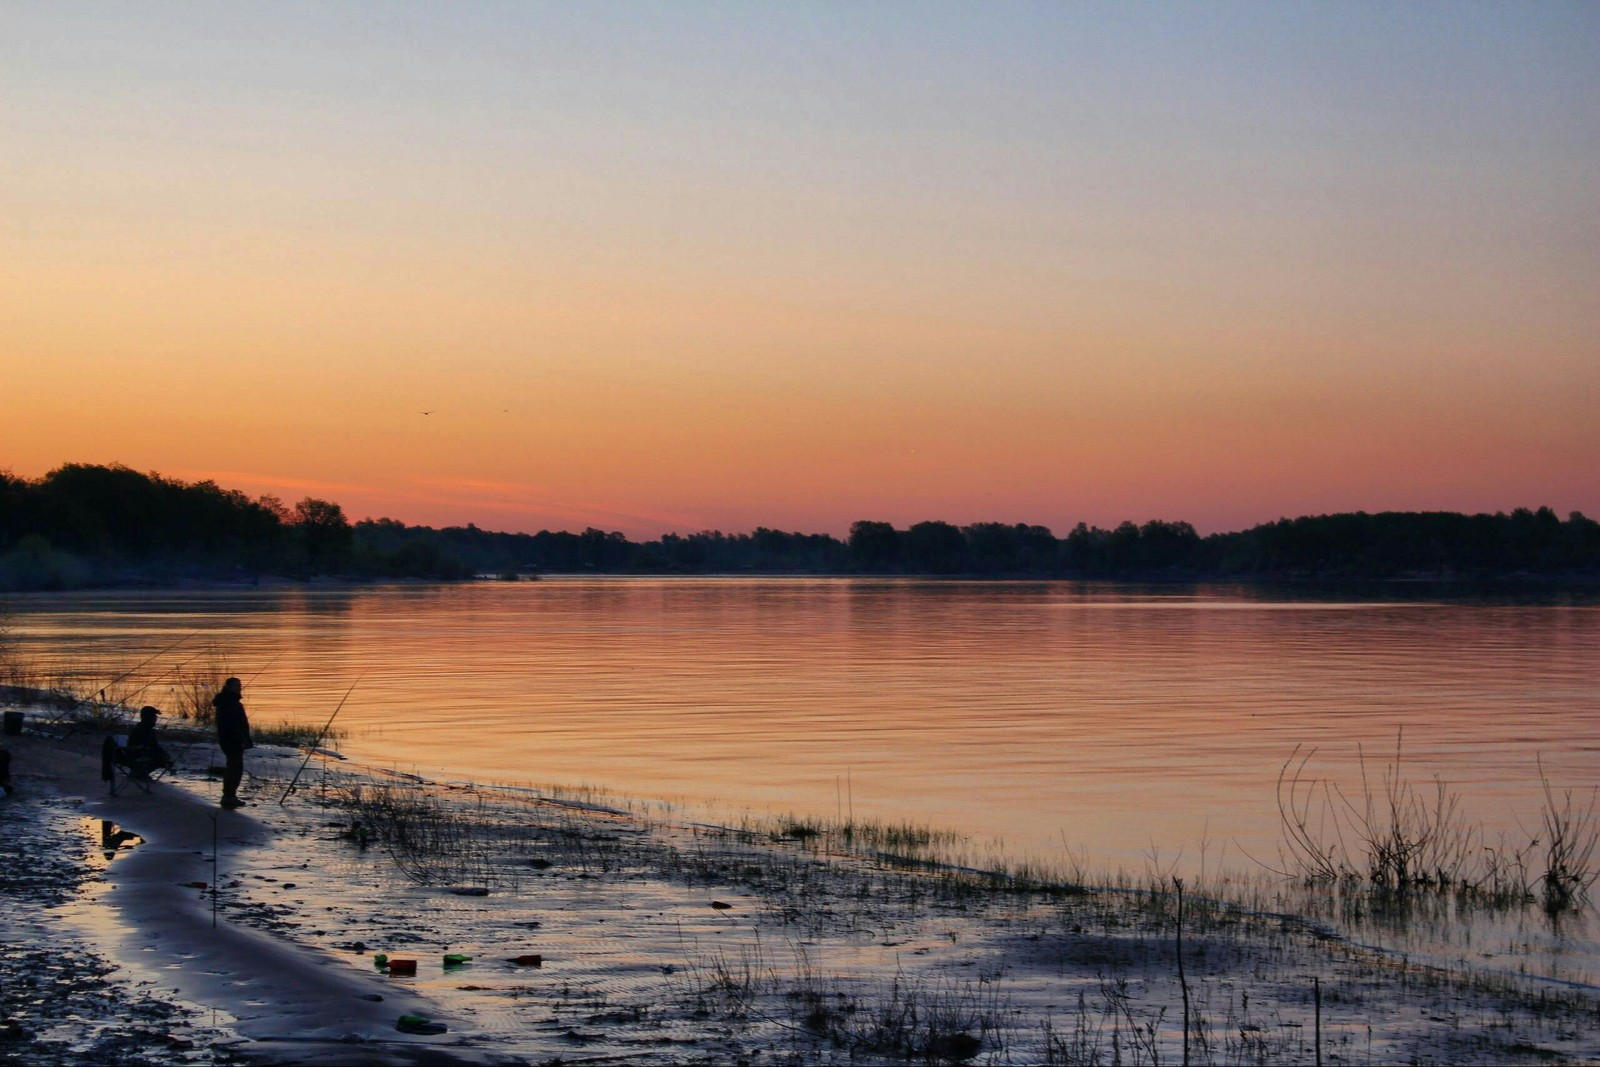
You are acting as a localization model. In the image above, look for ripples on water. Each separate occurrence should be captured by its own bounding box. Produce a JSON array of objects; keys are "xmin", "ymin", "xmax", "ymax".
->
[
  {"xmin": 11, "ymin": 578, "xmax": 1600, "ymax": 979},
  {"xmin": 15, "ymin": 580, "xmax": 1598, "ymax": 861}
]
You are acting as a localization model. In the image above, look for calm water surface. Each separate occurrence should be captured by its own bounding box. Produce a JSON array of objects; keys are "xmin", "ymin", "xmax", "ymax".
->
[{"xmin": 10, "ymin": 579, "xmax": 1598, "ymax": 881}]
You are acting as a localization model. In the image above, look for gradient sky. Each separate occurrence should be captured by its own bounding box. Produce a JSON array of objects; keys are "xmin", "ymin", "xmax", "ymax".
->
[{"xmin": 4, "ymin": 2, "xmax": 1596, "ymax": 538}]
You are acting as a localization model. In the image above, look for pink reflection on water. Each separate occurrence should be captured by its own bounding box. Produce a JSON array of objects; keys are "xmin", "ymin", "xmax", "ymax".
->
[{"xmin": 12, "ymin": 580, "xmax": 1600, "ymax": 880}]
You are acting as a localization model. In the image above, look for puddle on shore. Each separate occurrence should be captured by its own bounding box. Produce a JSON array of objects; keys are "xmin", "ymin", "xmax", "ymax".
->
[{"xmin": 85, "ymin": 818, "xmax": 143, "ymax": 865}]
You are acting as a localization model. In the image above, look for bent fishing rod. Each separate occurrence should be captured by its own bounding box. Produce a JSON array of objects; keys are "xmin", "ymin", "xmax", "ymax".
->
[{"xmin": 279, "ymin": 672, "xmax": 365, "ymax": 804}]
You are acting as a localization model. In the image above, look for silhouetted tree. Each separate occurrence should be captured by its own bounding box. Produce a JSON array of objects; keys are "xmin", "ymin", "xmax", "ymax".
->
[
  {"xmin": 293, "ymin": 498, "xmax": 353, "ymax": 573},
  {"xmin": 849, "ymin": 521, "xmax": 902, "ymax": 572},
  {"xmin": 1135, "ymin": 519, "xmax": 1200, "ymax": 570},
  {"xmin": 0, "ymin": 471, "xmax": 31, "ymax": 549},
  {"xmin": 1062, "ymin": 522, "xmax": 1100, "ymax": 572},
  {"xmin": 903, "ymin": 521, "xmax": 968, "ymax": 574},
  {"xmin": 962, "ymin": 522, "xmax": 1023, "ymax": 573}
]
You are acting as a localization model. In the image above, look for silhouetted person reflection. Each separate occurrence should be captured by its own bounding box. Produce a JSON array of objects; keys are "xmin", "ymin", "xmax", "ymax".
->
[{"xmin": 213, "ymin": 677, "xmax": 253, "ymax": 808}]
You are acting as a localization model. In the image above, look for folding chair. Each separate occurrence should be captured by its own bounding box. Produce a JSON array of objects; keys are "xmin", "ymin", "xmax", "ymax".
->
[{"xmin": 101, "ymin": 735, "xmax": 166, "ymax": 796}]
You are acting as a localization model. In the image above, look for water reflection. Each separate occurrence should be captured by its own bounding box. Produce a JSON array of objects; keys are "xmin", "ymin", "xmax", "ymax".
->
[
  {"xmin": 91, "ymin": 819, "xmax": 142, "ymax": 861},
  {"xmin": 1283, "ymin": 879, "xmax": 1599, "ymax": 987},
  {"xmin": 15, "ymin": 581, "xmax": 1599, "ymax": 883},
  {"xmin": 14, "ymin": 581, "xmax": 1600, "ymax": 985}
]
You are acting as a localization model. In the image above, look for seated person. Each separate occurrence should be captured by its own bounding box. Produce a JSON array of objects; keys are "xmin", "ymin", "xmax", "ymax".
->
[{"xmin": 125, "ymin": 705, "xmax": 174, "ymax": 772}]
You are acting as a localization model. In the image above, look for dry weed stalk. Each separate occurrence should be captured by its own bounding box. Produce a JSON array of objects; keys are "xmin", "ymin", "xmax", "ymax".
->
[
  {"xmin": 164, "ymin": 647, "xmax": 233, "ymax": 725},
  {"xmin": 329, "ymin": 780, "xmax": 501, "ymax": 887},
  {"xmin": 1537, "ymin": 757, "xmax": 1600, "ymax": 914},
  {"xmin": 1274, "ymin": 744, "xmax": 1349, "ymax": 883},
  {"xmin": 1274, "ymin": 734, "xmax": 1598, "ymax": 919},
  {"xmin": 1338, "ymin": 730, "xmax": 1475, "ymax": 890}
]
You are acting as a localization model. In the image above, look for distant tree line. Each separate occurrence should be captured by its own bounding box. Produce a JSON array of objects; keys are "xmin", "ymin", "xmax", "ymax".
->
[
  {"xmin": 1202, "ymin": 508, "xmax": 1600, "ymax": 579},
  {"xmin": 360, "ymin": 511, "xmax": 1600, "ymax": 580},
  {"xmin": 0, "ymin": 463, "xmax": 471, "ymax": 589},
  {"xmin": 2, "ymin": 464, "xmax": 1596, "ymax": 590}
]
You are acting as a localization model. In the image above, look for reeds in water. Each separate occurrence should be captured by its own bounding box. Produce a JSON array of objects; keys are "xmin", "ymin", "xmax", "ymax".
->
[{"xmin": 1272, "ymin": 732, "xmax": 1599, "ymax": 916}]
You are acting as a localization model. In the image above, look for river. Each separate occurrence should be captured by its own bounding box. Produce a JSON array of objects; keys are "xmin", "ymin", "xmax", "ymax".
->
[{"xmin": 8, "ymin": 578, "xmax": 1597, "ymax": 877}]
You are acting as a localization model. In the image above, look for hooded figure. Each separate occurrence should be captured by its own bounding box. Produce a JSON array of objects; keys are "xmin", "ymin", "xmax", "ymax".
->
[{"xmin": 213, "ymin": 677, "xmax": 252, "ymax": 808}]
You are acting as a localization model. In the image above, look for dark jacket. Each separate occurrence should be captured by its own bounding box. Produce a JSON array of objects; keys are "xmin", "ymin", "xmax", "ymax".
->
[
  {"xmin": 127, "ymin": 719, "xmax": 171, "ymax": 766},
  {"xmin": 213, "ymin": 690, "xmax": 253, "ymax": 752}
]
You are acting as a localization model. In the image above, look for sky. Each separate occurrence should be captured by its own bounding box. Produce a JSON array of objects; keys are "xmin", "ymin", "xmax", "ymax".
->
[{"xmin": 4, "ymin": 2, "xmax": 1596, "ymax": 538}]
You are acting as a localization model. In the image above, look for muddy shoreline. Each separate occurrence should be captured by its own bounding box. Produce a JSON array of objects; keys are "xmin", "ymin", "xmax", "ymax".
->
[
  {"xmin": 3, "ymin": 705, "xmax": 1599, "ymax": 1065},
  {"xmin": 0, "ymin": 782, "xmax": 243, "ymax": 1067}
]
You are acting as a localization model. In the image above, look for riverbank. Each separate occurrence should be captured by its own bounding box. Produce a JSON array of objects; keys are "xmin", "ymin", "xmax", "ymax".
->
[
  {"xmin": 0, "ymin": 720, "xmax": 500, "ymax": 1065},
  {"xmin": 2, "ymin": 702, "xmax": 1599, "ymax": 1065}
]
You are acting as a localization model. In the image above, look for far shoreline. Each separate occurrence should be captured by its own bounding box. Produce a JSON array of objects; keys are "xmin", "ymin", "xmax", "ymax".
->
[{"xmin": 7, "ymin": 568, "xmax": 1600, "ymax": 597}]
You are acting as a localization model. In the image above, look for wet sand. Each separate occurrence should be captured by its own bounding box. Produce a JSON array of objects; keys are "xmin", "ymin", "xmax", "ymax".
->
[
  {"xmin": 3, "ymin": 703, "xmax": 1599, "ymax": 1065},
  {"xmin": 1, "ymin": 724, "xmax": 504, "ymax": 1065}
]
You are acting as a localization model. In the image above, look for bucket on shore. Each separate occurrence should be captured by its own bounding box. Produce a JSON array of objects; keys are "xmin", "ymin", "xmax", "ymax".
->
[{"xmin": 3, "ymin": 711, "xmax": 22, "ymax": 736}]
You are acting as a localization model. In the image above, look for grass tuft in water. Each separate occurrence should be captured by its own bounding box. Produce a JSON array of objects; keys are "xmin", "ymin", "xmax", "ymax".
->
[{"xmin": 1270, "ymin": 733, "xmax": 1599, "ymax": 920}]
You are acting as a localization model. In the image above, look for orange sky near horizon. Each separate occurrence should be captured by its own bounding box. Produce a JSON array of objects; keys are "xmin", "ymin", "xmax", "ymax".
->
[{"xmin": 4, "ymin": 4, "xmax": 1596, "ymax": 539}]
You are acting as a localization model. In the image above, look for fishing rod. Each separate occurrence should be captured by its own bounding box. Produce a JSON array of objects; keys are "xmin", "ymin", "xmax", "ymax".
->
[
  {"xmin": 166, "ymin": 651, "xmax": 283, "ymax": 776},
  {"xmin": 278, "ymin": 673, "xmax": 365, "ymax": 804},
  {"xmin": 91, "ymin": 630, "xmax": 201, "ymax": 706},
  {"xmin": 52, "ymin": 629, "xmax": 200, "ymax": 736},
  {"xmin": 120, "ymin": 647, "xmax": 211, "ymax": 707},
  {"xmin": 113, "ymin": 647, "xmax": 213, "ymax": 779},
  {"xmin": 243, "ymin": 652, "xmax": 283, "ymax": 688}
]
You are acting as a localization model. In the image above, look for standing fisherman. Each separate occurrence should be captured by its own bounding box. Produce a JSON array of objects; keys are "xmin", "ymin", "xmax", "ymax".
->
[{"xmin": 213, "ymin": 677, "xmax": 253, "ymax": 808}]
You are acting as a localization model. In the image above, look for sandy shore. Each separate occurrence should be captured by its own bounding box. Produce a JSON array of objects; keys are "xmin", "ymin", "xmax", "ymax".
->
[{"xmin": 4, "ymin": 702, "xmax": 1600, "ymax": 1065}]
